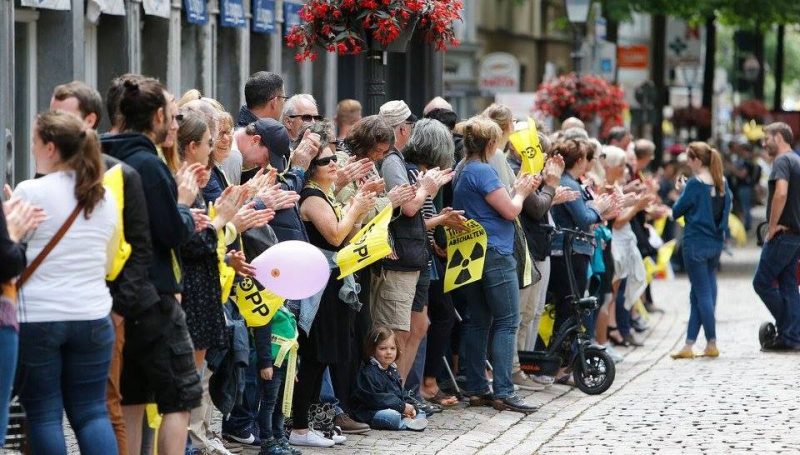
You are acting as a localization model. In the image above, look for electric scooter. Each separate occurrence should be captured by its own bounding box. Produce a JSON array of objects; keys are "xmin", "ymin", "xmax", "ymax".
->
[{"xmin": 519, "ymin": 228, "xmax": 616, "ymax": 395}]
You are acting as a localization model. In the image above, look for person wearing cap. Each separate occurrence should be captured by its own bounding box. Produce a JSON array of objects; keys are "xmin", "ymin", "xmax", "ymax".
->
[{"xmin": 373, "ymin": 100, "xmax": 453, "ymax": 387}]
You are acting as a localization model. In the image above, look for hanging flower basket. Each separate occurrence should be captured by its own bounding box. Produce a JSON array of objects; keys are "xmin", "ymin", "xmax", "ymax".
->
[
  {"xmin": 285, "ymin": 0, "xmax": 463, "ymax": 62},
  {"xmin": 734, "ymin": 99, "xmax": 769, "ymax": 122},
  {"xmin": 535, "ymin": 73, "xmax": 628, "ymax": 135}
]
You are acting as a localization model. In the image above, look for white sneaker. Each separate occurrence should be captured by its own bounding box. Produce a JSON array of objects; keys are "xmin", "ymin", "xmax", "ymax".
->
[
  {"xmin": 402, "ymin": 417, "xmax": 428, "ymax": 431},
  {"xmin": 289, "ymin": 429, "xmax": 335, "ymax": 448},
  {"xmin": 206, "ymin": 438, "xmax": 235, "ymax": 455},
  {"xmin": 604, "ymin": 342, "xmax": 624, "ymax": 363},
  {"xmin": 530, "ymin": 374, "xmax": 555, "ymax": 386},
  {"xmin": 330, "ymin": 433, "xmax": 346, "ymax": 444}
]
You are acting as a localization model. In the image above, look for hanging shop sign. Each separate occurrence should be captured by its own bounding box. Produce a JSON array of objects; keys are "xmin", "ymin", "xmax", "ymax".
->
[
  {"xmin": 184, "ymin": 0, "xmax": 209, "ymax": 25},
  {"xmin": 252, "ymin": 0, "xmax": 276, "ymax": 33},
  {"xmin": 220, "ymin": 0, "xmax": 246, "ymax": 27}
]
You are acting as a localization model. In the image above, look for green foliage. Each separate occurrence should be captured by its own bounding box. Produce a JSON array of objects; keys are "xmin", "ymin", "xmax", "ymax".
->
[{"xmin": 601, "ymin": 0, "xmax": 800, "ymax": 29}]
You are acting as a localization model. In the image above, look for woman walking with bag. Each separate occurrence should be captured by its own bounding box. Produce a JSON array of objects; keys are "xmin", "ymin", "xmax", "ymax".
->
[
  {"xmin": 670, "ymin": 142, "xmax": 732, "ymax": 359},
  {"xmin": 13, "ymin": 110, "xmax": 119, "ymax": 454}
]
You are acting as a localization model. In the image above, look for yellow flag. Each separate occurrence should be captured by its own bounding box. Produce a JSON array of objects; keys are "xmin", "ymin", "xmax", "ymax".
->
[
  {"xmin": 443, "ymin": 219, "xmax": 488, "ymax": 292},
  {"xmin": 234, "ymin": 277, "xmax": 285, "ymax": 327},
  {"xmin": 508, "ymin": 119, "xmax": 545, "ymax": 175},
  {"xmin": 208, "ymin": 202, "xmax": 236, "ymax": 303},
  {"xmin": 336, "ymin": 204, "xmax": 393, "ymax": 279}
]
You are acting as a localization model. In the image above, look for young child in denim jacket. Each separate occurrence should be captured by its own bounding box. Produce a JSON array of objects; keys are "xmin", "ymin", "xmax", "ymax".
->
[{"xmin": 350, "ymin": 327, "xmax": 428, "ymax": 431}]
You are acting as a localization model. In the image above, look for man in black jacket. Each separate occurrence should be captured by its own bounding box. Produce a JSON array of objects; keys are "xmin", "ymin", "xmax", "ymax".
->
[
  {"xmin": 51, "ymin": 81, "xmax": 160, "ymax": 455},
  {"xmin": 101, "ymin": 76, "xmax": 203, "ymax": 455}
]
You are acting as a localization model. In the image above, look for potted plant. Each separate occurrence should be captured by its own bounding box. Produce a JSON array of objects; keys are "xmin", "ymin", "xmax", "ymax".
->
[
  {"xmin": 535, "ymin": 73, "xmax": 628, "ymax": 136},
  {"xmin": 285, "ymin": 0, "xmax": 463, "ymax": 62}
]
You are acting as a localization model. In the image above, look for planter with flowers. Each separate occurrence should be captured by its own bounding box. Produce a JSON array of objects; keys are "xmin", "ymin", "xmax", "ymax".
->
[
  {"xmin": 734, "ymin": 99, "xmax": 769, "ymax": 122},
  {"xmin": 286, "ymin": 0, "xmax": 463, "ymax": 113},
  {"xmin": 535, "ymin": 73, "xmax": 628, "ymax": 136}
]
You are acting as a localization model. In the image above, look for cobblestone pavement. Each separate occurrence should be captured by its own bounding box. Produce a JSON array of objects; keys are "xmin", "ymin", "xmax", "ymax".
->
[{"xmin": 304, "ymin": 244, "xmax": 800, "ymax": 454}]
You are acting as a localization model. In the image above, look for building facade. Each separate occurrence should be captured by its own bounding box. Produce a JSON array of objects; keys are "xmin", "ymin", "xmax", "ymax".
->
[{"xmin": 1, "ymin": 0, "xmax": 442, "ymax": 187}]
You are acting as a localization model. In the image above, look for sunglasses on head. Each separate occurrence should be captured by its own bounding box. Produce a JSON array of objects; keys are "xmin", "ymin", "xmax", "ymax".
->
[
  {"xmin": 314, "ymin": 155, "xmax": 338, "ymax": 166},
  {"xmin": 288, "ymin": 114, "xmax": 324, "ymax": 122}
]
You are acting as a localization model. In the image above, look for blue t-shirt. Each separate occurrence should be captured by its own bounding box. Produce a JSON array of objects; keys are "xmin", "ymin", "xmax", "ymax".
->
[{"xmin": 453, "ymin": 161, "xmax": 515, "ymax": 255}]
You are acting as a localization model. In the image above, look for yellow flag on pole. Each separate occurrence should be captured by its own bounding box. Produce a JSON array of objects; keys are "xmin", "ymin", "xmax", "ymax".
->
[
  {"xmin": 443, "ymin": 219, "xmax": 488, "ymax": 292},
  {"xmin": 508, "ymin": 118, "xmax": 545, "ymax": 175},
  {"xmin": 336, "ymin": 204, "xmax": 393, "ymax": 279}
]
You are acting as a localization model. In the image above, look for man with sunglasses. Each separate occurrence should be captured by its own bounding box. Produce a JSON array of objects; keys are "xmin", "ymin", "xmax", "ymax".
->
[{"xmin": 282, "ymin": 94, "xmax": 323, "ymax": 142}]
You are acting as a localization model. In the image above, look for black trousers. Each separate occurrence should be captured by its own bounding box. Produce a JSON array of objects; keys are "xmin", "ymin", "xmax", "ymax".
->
[
  {"xmin": 424, "ymin": 257, "xmax": 456, "ymax": 379},
  {"xmin": 547, "ymin": 254, "xmax": 589, "ymax": 341}
]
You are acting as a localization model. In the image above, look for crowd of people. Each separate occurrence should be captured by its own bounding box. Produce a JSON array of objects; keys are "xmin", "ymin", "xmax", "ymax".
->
[{"xmin": 1, "ymin": 68, "xmax": 796, "ymax": 455}]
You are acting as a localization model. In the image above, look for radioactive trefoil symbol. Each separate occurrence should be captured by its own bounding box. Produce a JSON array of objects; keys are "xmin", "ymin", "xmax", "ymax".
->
[{"xmin": 448, "ymin": 242, "xmax": 485, "ymax": 285}]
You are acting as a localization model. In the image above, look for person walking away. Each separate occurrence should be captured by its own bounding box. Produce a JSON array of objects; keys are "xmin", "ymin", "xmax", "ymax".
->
[
  {"xmin": 670, "ymin": 142, "xmax": 732, "ymax": 359},
  {"xmin": 754, "ymin": 122, "xmax": 800, "ymax": 351}
]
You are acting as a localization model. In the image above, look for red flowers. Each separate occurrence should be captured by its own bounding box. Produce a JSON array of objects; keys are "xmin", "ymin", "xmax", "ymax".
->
[
  {"xmin": 535, "ymin": 73, "xmax": 628, "ymax": 135},
  {"xmin": 285, "ymin": 0, "xmax": 463, "ymax": 61}
]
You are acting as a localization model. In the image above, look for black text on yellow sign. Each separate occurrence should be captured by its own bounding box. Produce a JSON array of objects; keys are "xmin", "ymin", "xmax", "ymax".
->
[
  {"xmin": 234, "ymin": 277, "xmax": 285, "ymax": 327},
  {"xmin": 337, "ymin": 204, "xmax": 393, "ymax": 279},
  {"xmin": 444, "ymin": 219, "xmax": 488, "ymax": 292}
]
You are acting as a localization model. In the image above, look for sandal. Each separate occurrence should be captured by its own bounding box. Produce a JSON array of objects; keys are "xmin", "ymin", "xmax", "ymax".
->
[
  {"xmin": 555, "ymin": 374, "xmax": 575, "ymax": 387},
  {"xmin": 468, "ymin": 393, "xmax": 494, "ymax": 407},
  {"xmin": 607, "ymin": 326, "xmax": 629, "ymax": 347},
  {"xmin": 423, "ymin": 390, "xmax": 460, "ymax": 408}
]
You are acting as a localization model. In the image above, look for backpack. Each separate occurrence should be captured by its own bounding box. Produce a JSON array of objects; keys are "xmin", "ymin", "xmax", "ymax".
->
[{"xmin": 103, "ymin": 164, "xmax": 132, "ymax": 281}]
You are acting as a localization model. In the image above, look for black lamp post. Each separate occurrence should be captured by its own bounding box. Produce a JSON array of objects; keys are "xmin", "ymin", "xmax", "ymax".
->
[{"xmin": 565, "ymin": 0, "xmax": 590, "ymax": 75}]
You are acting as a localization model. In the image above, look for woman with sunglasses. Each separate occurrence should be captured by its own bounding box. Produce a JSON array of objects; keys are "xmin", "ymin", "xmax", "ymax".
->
[
  {"xmin": 670, "ymin": 142, "xmax": 731, "ymax": 359},
  {"xmin": 291, "ymin": 122, "xmax": 377, "ymax": 447}
]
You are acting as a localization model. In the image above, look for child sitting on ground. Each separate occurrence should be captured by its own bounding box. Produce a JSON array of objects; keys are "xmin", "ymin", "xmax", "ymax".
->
[{"xmin": 350, "ymin": 327, "xmax": 428, "ymax": 431}]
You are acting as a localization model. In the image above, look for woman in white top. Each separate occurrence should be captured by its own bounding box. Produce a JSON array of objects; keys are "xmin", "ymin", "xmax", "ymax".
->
[{"xmin": 13, "ymin": 110, "xmax": 119, "ymax": 455}]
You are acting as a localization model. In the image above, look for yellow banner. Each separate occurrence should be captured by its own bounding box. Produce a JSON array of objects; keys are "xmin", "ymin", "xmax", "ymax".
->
[
  {"xmin": 508, "ymin": 118, "xmax": 545, "ymax": 175},
  {"xmin": 234, "ymin": 277, "xmax": 285, "ymax": 327},
  {"xmin": 336, "ymin": 204, "xmax": 393, "ymax": 279},
  {"xmin": 444, "ymin": 219, "xmax": 488, "ymax": 292}
]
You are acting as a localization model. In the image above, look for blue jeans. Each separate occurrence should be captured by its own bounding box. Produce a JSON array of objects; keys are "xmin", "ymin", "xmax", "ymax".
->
[
  {"xmin": 257, "ymin": 365, "xmax": 286, "ymax": 440},
  {"xmin": 683, "ymin": 243, "xmax": 721, "ymax": 343},
  {"xmin": 461, "ymin": 248, "xmax": 520, "ymax": 399},
  {"xmin": 370, "ymin": 409, "xmax": 426, "ymax": 430},
  {"xmin": 753, "ymin": 233, "xmax": 800, "ymax": 347},
  {"xmin": 736, "ymin": 185, "xmax": 753, "ymax": 231},
  {"xmin": 0, "ymin": 326, "xmax": 17, "ymax": 445},
  {"xmin": 223, "ymin": 358, "xmax": 260, "ymax": 438},
  {"xmin": 615, "ymin": 279, "xmax": 631, "ymax": 337},
  {"xmin": 18, "ymin": 317, "xmax": 116, "ymax": 455}
]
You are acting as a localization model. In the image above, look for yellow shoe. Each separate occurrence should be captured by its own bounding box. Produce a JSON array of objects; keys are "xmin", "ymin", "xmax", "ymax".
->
[
  {"xmin": 670, "ymin": 349, "xmax": 695, "ymax": 359},
  {"xmin": 703, "ymin": 347, "xmax": 720, "ymax": 358}
]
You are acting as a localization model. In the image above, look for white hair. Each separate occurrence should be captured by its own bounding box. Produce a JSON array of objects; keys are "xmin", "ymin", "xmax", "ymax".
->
[
  {"xmin": 423, "ymin": 96, "xmax": 453, "ymax": 115},
  {"xmin": 281, "ymin": 94, "xmax": 318, "ymax": 121}
]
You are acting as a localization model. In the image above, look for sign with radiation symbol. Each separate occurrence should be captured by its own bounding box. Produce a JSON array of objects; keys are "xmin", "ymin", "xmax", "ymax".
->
[
  {"xmin": 444, "ymin": 219, "xmax": 488, "ymax": 293},
  {"xmin": 508, "ymin": 118, "xmax": 545, "ymax": 175}
]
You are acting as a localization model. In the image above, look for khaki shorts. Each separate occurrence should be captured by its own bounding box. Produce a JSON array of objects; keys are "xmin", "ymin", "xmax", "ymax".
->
[{"xmin": 370, "ymin": 268, "xmax": 420, "ymax": 332}]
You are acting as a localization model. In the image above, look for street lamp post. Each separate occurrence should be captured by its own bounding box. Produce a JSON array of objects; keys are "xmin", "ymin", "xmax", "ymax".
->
[{"xmin": 565, "ymin": 0, "xmax": 590, "ymax": 75}]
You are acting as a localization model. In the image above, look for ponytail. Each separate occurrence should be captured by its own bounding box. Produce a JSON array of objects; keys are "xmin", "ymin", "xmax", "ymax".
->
[
  {"xmin": 35, "ymin": 111, "xmax": 105, "ymax": 218},
  {"xmin": 709, "ymin": 147, "xmax": 725, "ymax": 195},
  {"xmin": 687, "ymin": 141, "xmax": 725, "ymax": 195},
  {"xmin": 463, "ymin": 116, "xmax": 502, "ymax": 162}
]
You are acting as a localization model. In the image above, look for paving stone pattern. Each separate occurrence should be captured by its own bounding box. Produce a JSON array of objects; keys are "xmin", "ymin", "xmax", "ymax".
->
[
  {"xmin": 33, "ymin": 244, "xmax": 800, "ymax": 454},
  {"xmin": 305, "ymin": 245, "xmax": 800, "ymax": 454}
]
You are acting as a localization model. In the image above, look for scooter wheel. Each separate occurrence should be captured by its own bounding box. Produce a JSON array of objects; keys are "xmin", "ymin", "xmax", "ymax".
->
[{"xmin": 573, "ymin": 348, "xmax": 615, "ymax": 395}]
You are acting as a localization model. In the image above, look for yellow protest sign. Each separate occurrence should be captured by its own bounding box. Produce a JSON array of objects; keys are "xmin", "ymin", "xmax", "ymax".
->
[
  {"xmin": 234, "ymin": 277, "xmax": 285, "ymax": 327},
  {"xmin": 444, "ymin": 219, "xmax": 488, "ymax": 292},
  {"xmin": 336, "ymin": 204, "xmax": 393, "ymax": 279},
  {"xmin": 508, "ymin": 118, "xmax": 545, "ymax": 176}
]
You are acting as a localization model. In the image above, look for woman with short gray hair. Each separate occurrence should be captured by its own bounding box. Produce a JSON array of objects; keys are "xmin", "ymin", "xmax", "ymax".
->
[{"xmin": 402, "ymin": 118, "xmax": 466, "ymax": 408}]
